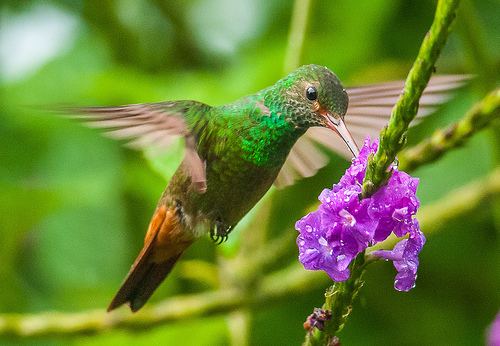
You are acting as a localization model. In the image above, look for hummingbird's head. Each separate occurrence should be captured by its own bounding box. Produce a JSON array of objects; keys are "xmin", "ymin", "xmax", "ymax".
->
[{"xmin": 277, "ymin": 64, "xmax": 359, "ymax": 156}]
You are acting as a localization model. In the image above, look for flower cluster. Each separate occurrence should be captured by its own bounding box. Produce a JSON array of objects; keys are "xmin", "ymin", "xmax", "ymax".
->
[{"xmin": 296, "ymin": 137, "xmax": 425, "ymax": 291}]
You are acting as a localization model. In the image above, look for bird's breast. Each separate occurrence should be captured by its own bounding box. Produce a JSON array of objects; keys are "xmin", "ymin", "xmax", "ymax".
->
[{"xmin": 200, "ymin": 150, "xmax": 283, "ymax": 226}]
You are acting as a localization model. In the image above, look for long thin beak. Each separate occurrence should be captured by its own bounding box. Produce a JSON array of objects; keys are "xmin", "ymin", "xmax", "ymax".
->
[{"xmin": 325, "ymin": 113, "xmax": 359, "ymax": 157}]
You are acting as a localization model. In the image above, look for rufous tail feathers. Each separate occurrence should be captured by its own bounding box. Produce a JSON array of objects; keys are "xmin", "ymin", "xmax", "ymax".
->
[{"xmin": 107, "ymin": 205, "xmax": 193, "ymax": 312}]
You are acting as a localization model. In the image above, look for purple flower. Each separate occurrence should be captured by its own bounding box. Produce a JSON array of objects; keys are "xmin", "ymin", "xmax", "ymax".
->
[
  {"xmin": 370, "ymin": 171, "xmax": 420, "ymax": 241},
  {"xmin": 296, "ymin": 211, "xmax": 352, "ymax": 281},
  {"xmin": 318, "ymin": 184, "xmax": 378, "ymax": 247},
  {"xmin": 338, "ymin": 137, "xmax": 377, "ymax": 188},
  {"xmin": 487, "ymin": 312, "xmax": 500, "ymax": 346},
  {"xmin": 372, "ymin": 220, "xmax": 425, "ymax": 291},
  {"xmin": 295, "ymin": 137, "xmax": 425, "ymax": 291}
]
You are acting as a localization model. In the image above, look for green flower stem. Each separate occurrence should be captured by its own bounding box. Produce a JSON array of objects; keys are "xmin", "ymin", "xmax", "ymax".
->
[
  {"xmin": 362, "ymin": 0, "xmax": 461, "ymax": 198},
  {"xmin": 305, "ymin": 1, "xmax": 461, "ymax": 343},
  {"xmin": 304, "ymin": 254, "xmax": 366, "ymax": 346},
  {"xmin": 398, "ymin": 88, "xmax": 500, "ymax": 172}
]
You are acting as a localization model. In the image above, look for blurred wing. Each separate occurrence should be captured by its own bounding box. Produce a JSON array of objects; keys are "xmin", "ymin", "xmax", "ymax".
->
[
  {"xmin": 273, "ymin": 134, "xmax": 329, "ymax": 188},
  {"xmin": 274, "ymin": 74, "xmax": 470, "ymax": 188},
  {"xmin": 64, "ymin": 101, "xmax": 210, "ymax": 192}
]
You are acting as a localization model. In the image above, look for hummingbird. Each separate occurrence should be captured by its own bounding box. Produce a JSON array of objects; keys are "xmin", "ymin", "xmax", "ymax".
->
[{"xmin": 67, "ymin": 64, "xmax": 466, "ymax": 312}]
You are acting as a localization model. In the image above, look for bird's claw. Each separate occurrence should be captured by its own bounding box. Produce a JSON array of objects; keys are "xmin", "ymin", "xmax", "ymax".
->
[
  {"xmin": 210, "ymin": 233, "xmax": 228, "ymax": 245},
  {"xmin": 210, "ymin": 219, "xmax": 232, "ymax": 245}
]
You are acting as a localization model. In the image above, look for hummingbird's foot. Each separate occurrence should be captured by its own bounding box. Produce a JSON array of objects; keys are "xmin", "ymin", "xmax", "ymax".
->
[{"xmin": 210, "ymin": 219, "xmax": 232, "ymax": 245}]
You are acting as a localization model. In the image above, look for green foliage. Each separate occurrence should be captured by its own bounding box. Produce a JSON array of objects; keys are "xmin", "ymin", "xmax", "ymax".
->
[{"xmin": 0, "ymin": 0, "xmax": 499, "ymax": 345}]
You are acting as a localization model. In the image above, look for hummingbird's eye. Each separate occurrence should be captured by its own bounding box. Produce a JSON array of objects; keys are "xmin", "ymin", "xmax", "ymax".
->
[{"xmin": 306, "ymin": 86, "xmax": 318, "ymax": 101}]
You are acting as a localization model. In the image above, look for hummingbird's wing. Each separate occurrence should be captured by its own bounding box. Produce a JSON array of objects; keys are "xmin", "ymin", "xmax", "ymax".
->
[
  {"xmin": 274, "ymin": 74, "xmax": 470, "ymax": 188},
  {"xmin": 64, "ymin": 101, "xmax": 210, "ymax": 192}
]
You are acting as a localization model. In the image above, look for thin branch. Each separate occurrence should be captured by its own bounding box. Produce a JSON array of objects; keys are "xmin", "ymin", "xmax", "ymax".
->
[
  {"xmin": 398, "ymin": 88, "xmax": 500, "ymax": 172},
  {"xmin": 362, "ymin": 0, "xmax": 461, "ymax": 197},
  {"xmin": 418, "ymin": 168, "xmax": 500, "ymax": 233},
  {"xmin": 0, "ymin": 266, "xmax": 324, "ymax": 338},
  {"xmin": 283, "ymin": 0, "xmax": 313, "ymax": 73}
]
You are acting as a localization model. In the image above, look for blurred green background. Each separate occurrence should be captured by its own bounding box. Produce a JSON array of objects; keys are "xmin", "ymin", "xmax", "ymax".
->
[{"xmin": 0, "ymin": 0, "xmax": 499, "ymax": 345}]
